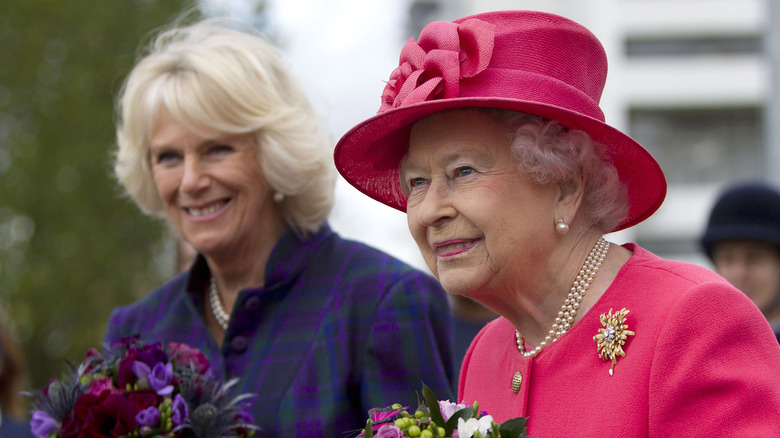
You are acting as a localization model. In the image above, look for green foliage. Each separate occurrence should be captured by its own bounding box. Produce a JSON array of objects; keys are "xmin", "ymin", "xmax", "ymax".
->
[{"xmin": 0, "ymin": 0, "xmax": 197, "ymax": 406}]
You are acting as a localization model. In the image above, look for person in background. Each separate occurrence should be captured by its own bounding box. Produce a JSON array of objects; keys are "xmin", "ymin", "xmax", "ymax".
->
[
  {"xmin": 0, "ymin": 318, "xmax": 34, "ymax": 438},
  {"xmin": 104, "ymin": 17, "xmax": 454, "ymax": 436},
  {"xmin": 334, "ymin": 9, "xmax": 780, "ymax": 436},
  {"xmin": 701, "ymin": 181, "xmax": 780, "ymax": 342}
]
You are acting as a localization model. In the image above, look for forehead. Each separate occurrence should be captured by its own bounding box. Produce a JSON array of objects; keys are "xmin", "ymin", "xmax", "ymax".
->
[
  {"xmin": 404, "ymin": 110, "xmax": 510, "ymax": 164},
  {"xmin": 713, "ymin": 239, "xmax": 780, "ymax": 258}
]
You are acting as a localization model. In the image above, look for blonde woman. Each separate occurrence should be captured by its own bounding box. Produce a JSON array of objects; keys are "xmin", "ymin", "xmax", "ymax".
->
[{"xmin": 105, "ymin": 18, "xmax": 454, "ymax": 436}]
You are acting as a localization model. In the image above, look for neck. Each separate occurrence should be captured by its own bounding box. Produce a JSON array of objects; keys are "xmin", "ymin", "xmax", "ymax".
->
[
  {"xmin": 511, "ymin": 232, "xmax": 623, "ymax": 347},
  {"xmin": 206, "ymin": 217, "xmax": 286, "ymax": 309}
]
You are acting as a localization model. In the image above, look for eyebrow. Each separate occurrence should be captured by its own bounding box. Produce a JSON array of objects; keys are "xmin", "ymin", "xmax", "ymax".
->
[{"xmin": 401, "ymin": 147, "xmax": 484, "ymax": 170}]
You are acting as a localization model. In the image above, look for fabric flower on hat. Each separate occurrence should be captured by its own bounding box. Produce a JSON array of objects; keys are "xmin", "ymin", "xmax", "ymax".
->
[{"xmin": 380, "ymin": 18, "xmax": 495, "ymax": 112}]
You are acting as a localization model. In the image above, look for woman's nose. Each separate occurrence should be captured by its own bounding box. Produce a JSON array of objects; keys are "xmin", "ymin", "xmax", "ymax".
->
[
  {"xmin": 416, "ymin": 180, "xmax": 455, "ymax": 227},
  {"xmin": 180, "ymin": 157, "xmax": 210, "ymax": 193}
]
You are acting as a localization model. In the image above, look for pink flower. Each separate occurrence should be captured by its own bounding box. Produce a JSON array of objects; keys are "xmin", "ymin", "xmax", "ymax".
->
[
  {"xmin": 367, "ymin": 406, "xmax": 404, "ymax": 430},
  {"xmin": 168, "ymin": 341, "xmax": 210, "ymax": 374},
  {"xmin": 379, "ymin": 18, "xmax": 495, "ymax": 112},
  {"xmin": 439, "ymin": 400, "xmax": 468, "ymax": 421},
  {"xmin": 87, "ymin": 377, "xmax": 119, "ymax": 396},
  {"xmin": 374, "ymin": 424, "xmax": 404, "ymax": 438}
]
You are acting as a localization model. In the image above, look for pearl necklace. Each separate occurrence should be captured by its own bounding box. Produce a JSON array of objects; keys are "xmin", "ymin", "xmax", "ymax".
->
[
  {"xmin": 209, "ymin": 277, "xmax": 230, "ymax": 330},
  {"xmin": 515, "ymin": 236, "xmax": 610, "ymax": 358}
]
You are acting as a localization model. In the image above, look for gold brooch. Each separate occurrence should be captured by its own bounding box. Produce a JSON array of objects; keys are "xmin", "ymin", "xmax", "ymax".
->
[{"xmin": 593, "ymin": 308, "xmax": 635, "ymax": 375}]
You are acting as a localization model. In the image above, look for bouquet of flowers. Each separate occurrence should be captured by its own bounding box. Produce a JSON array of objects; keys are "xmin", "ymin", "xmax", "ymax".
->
[
  {"xmin": 26, "ymin": 337, "xmax": 257, "ymax": 438},
  {"xmin": 358, "ymin": 384, "xmax": 529, "ymax": 438}
]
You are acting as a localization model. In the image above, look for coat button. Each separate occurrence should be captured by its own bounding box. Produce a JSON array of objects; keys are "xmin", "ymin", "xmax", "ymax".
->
[
  {"xmin": 244, "ymin": 296, "xmax": 261, "ymax": 311},
  {"xmin": 511, "ymin": 371, "xmax": 523, "ymax": 394},
  {"xmin": 230, "ymin": 336, "xmax": 248, "ymax": 353}
]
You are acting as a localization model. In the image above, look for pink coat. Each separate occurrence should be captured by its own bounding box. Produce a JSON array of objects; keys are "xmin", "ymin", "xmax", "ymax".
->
[{"xmin": 459, "ymin": 244, "xmax": 780, "ymax": 437}]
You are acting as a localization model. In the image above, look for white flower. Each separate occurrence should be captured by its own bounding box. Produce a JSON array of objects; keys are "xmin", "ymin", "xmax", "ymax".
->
[{"xmin": 457, "ymin": 415, "xmax": 494, "ymax": 438}]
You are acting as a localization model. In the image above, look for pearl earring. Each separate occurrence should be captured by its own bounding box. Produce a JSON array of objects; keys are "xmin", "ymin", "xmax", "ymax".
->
[
  {"xmin": 273, "ymin": 192, "xmax": 284, "ymax": 203},
  {"xmin": 556, "ymin": 218, "xmax": 569, "ymax": 235}
]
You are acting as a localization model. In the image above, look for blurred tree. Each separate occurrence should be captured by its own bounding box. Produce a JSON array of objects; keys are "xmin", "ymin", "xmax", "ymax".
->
[{"xmin": 0, "ymin": 0, "xmax": 199, "ymax": 401}]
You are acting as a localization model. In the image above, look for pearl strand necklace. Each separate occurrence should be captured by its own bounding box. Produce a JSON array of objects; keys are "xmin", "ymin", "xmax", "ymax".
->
[
  {"xmin": 209, "ymin": 277, "xmax": 230, "ymax": 330},
  {"xmin": 515, "ymin": 236, "xmax": 610, "ymax": 358}
]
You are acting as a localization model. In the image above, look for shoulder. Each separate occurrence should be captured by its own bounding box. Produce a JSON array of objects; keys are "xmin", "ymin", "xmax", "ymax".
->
[
  {"xmin": 105, "ymin": 272, "xmax": 190, "ymax": 342},
  {"xmin": 623, "ymin": 247, "xmax": 780, "ymax": 434},
  {"xmin": 610, "ymin": 244, "xmax": 768, "ymax": 339},
  {"xmin": 620, "ymin": 243, "xmax": 729, "ymax": 289},
  {"xmin": 316, "ymin": 231, "xmax": 442, "ymax": 290}
]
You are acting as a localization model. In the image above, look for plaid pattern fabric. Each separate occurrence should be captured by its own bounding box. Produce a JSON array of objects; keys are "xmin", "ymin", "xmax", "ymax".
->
[{"xmin": 105, "ymin": 224, "xmax": 455, "ymax": 437}]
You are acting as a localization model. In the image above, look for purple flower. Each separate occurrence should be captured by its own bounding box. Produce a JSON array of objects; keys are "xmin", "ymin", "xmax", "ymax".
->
[
  {"xmin": 171, "ymin": 394, "xmax": 188, "ymax": 426},
  {"xmin": 135, "ymin": 406, "xmax": 161, "ymax": 428},
  {"xmin": 132, "ymin": 361, "xmax": 174, "ymax": 395},
  {"xmin": 30, "ymin": 411, "xmax": 59, "ymax": 438},
  {"xmin": 374, "ymin": 424, "xmax": 403, "ymax": 438},
  {"xmin": 236, "ymin": 406, "xmax": 254, "ymax": 425}
]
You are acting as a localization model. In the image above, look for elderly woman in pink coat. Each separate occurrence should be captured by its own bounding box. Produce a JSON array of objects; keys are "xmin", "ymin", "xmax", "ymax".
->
[{"xmin": 334, "ymin": 9, "xmax": 780, "ymax": 437}]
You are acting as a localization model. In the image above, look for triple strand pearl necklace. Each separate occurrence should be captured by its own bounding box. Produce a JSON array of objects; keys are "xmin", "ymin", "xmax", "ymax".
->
[
  {"xmin": 209, "ymin": 276, "xmax": 231, "ymax": 330},
  {"xmin": 515, "ymin": 236, "xmax": 610, "ymax": 358}
]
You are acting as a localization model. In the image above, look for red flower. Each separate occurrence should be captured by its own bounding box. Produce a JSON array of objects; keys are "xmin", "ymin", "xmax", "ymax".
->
[
  {"xmin": 379, "ymin": 17, "xmax": 495, "ymax": 112},
  {"xmin": 59, "ymin": 409, "xmax": 82, "ymax": 438},
  {"xmin": 73, "ymin": 391, "xmax": 137, "ymax": 437},
  {"xmin": 125, "ymin": 389, "xmax": 159, "ymax": 412}
]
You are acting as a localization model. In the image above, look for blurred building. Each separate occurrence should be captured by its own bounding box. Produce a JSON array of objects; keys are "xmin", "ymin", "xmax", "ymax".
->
[{"xmin": 403, "ymin": 0, "xmax": 778, "ymax": 267}]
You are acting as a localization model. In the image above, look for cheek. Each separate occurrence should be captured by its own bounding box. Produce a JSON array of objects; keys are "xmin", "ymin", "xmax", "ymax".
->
[
  {"xmin": 152, "ymin": 170, "xmax": 178, "ymax": 200},
  {"xmin": 406, "ymin": 212, "xmax": 425, "ymax": 247},
  {"xmin": 407, "ymin": 211, "xmax": 436, "ymax": 263}
]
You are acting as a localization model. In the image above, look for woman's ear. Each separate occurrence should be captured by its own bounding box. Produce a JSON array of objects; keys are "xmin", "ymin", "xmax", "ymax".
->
[{"xmin": 553, "ymin": 172, "xmax": 586, "ymax": 225}]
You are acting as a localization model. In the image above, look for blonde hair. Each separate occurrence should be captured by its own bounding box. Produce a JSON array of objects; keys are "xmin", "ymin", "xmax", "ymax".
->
[
  {"xmin": 113, "ymin": 18, "xmax": 336, "ymax": 236},
  {"xmin": 481, "ymin": 109, "xmax": 629, "ymax": 232}
]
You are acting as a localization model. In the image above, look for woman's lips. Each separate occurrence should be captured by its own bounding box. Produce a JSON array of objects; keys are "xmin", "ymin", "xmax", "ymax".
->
[
  {"xmin": 184, "ymin": 200, "xmax": 229, "ymax": 221},
  {"xmin": 434, "ymin": 239, "xmax": 478, "ymax": 257}
]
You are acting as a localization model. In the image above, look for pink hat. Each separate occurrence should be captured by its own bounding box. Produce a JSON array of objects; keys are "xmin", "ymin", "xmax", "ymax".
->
[{"xmin": 334, "ymin": 10, "xmax": 666, "ymax": 231}]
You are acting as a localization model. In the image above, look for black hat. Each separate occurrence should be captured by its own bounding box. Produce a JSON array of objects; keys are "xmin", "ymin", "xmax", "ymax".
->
[{"xmin": 702, "ymin": 181, "xmax": 780, "ymax": 259}]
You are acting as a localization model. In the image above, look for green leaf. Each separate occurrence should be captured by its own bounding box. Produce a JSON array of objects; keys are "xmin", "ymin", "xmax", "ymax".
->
[
  {"xmin": 421, "ymin": 382, "xmax": 447, "ymax": 430},
  {"xmin": 498, "ymin": 416, "xmax": 529, "ymax": 437},
  {"xmin": 444, "ymin": 406, "xmax": 474, "ymax": 431},
  {"xmin": 363, "ymin": 419, "xmax": 373, "ymax": 438}
]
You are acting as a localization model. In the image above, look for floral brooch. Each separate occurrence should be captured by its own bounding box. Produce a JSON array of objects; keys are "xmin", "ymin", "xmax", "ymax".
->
[{"xmin": 593, "ymin": 308, "xmax": 635, "ymax": 375}]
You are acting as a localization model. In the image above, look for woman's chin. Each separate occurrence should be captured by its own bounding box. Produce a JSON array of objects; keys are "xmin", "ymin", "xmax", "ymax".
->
[{"xmin": 437, "ymin": 273, "xmax": 488, "ymax": 297}]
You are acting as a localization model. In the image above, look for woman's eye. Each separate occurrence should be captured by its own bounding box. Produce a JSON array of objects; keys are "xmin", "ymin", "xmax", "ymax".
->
[
  {"xmin": 209, "ymin": 144, "xmax": 234, "ymax": 154},
  {"xmin": 155, "ymin": 151, "xmax": 180, "ymax": 164},
  {"xmin": 455, "ymin": 166, "xmax": 475, "ymax": 177},
  {"xmin": 408, "ymin": 177, "xmax": 428, "ymax": 188}
]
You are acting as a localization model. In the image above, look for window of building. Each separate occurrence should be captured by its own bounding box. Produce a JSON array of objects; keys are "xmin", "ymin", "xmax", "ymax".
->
[
  {"xmin": 629, "ymin": 107, "xmax": 764, "ymax": 184},
  {"xmin": 626, "ymin": 36, "xmax": 761, "ymax": 58}
]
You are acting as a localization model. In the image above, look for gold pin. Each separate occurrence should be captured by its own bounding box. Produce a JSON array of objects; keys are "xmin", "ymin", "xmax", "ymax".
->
[
  {"xmin": 511, "ymin": 371, "xmax": 523, "ymax": 394},
  {"xmin": 594, "ymin": 308, "xmax": 635, "ymax": 375}
]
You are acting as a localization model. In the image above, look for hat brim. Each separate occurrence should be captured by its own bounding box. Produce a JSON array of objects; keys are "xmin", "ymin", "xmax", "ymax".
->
[{"xmin": 334, "ymin": 96, "xmax": 666, "ymax": 232}]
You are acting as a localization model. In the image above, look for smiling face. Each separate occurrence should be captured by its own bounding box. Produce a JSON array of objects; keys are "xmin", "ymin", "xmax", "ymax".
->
[
  {"xmin": 149, "ymin": 109, "xmax": 282, "ymax": 260},
  {"xmin": 402, "ymin": 110, "xmax": 557, "ymax": 298}
]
